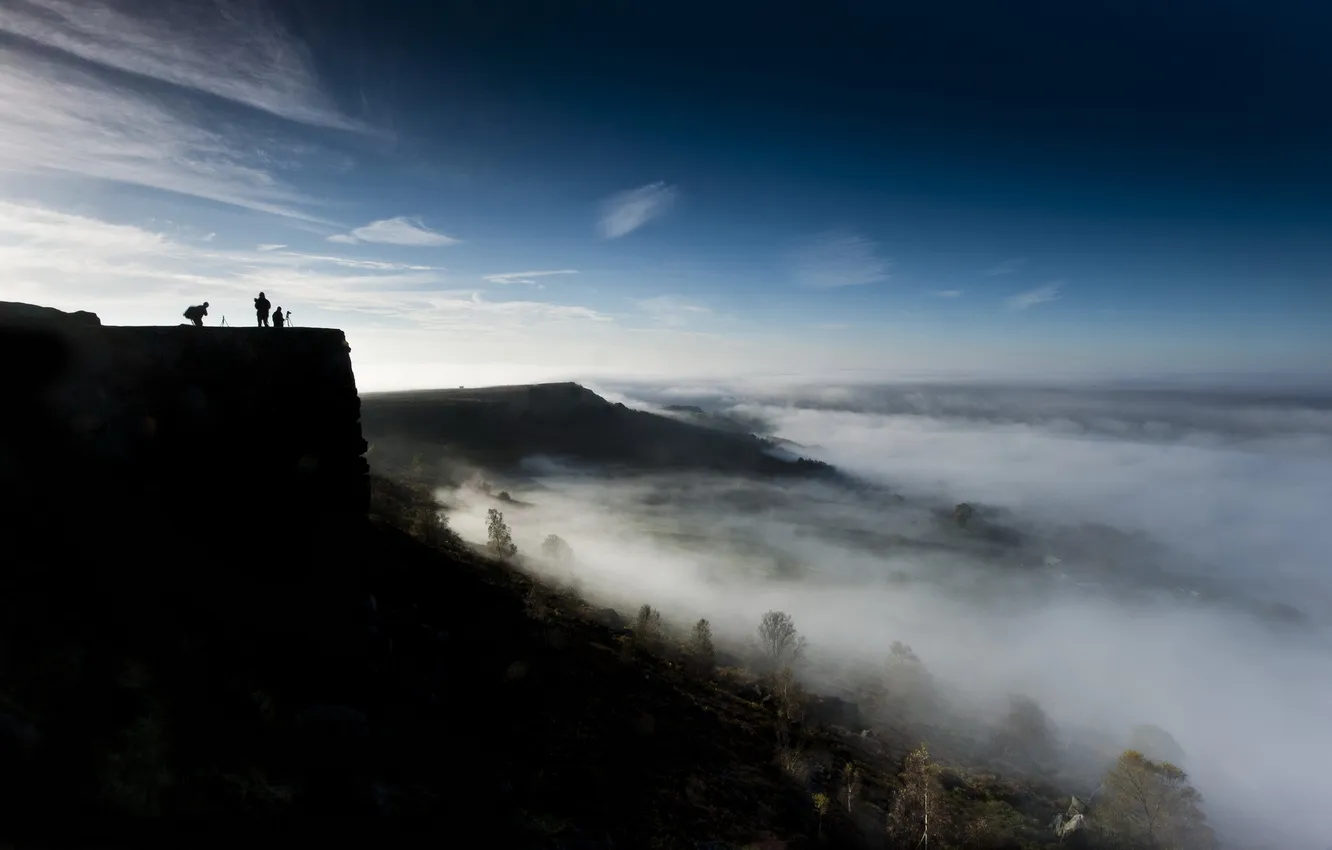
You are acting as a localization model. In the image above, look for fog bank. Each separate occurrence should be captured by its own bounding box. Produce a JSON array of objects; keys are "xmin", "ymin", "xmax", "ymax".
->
[{"xmin": 443, "ymin": 381, "xmax": 1332, "ymax": 848}]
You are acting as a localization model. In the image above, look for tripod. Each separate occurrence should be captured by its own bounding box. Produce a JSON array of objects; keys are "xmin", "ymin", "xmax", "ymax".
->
[{"xmin": 219, "ymin": 316, "xmax": 230, "ymax": 327}]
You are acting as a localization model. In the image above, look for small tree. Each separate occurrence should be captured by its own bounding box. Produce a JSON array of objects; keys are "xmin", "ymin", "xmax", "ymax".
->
[
  {"xmin": 882, "ymin": 641, "xmax": 940, "ymax": 724},
  {"xmin": 486, "ymin": 508, "xmax": 517, "ymax": 558},
  {"xmin": 887, "ymin": 744, "xmax": 951, "ymax": 850},
  {"xmin": 1094, "ymin": 750, "xmax": 1216, "ymax": 850},
  {"xmin": 888, "ymin": 640, "xmax": 920, "ymax": 665},
  {"xmin": 757, "ymin": 610, "xmax": 807, "ymax": 673},
  {"xmin": 541, "ymin": 533, "xmax": 572, "ymax": 562},
  {"xmin": 635, "ymin": 604, "xmax": 663, "ymax": 649},
  {"xmin": 993, "ymin": 695, "xmax": 1059, "ymax": 766},
  {"xmin": 773, "ymin": 666, "xmax": 807, "ymax": 724},
  {"xmin": 812, "ymin": 792, "xmax": 831, "ymax": 840},
  {"xmin": 842, "ymin": 762, "xmax": 862, "ymax": 812},
  {"xmin": 688, "ymin": 618, "xmax": 716, "ymax": 673}
]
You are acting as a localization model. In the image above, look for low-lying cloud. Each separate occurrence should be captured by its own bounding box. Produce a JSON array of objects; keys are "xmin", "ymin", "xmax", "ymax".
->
[{"xmin": 432, "ymin": 379, "xmax": 1332, "ymax": 848}]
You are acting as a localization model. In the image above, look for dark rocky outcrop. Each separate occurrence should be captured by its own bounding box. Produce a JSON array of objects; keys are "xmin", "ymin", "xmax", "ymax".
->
[
  {"xmin": 2, "ymin": 301, "xmax": 369, "ymax": 540},
  {"xmin": 0, "ymin": 302, "xmax": 372, "ymax": 820}
]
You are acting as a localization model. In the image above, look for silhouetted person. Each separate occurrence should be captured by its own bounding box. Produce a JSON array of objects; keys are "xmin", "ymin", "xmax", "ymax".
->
[
  {"xmin": 254, "ymin": 292, "xmax": 271, "ymax": 327},
  {"xmin": 183, "ymin": 302, "xmax": 209, "ymax": 326},
  {"xmin": 272, "ymin": 307, "xmax": 285, "ymax": 328}
]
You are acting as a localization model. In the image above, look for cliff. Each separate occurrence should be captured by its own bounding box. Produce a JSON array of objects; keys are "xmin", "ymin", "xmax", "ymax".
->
[
  {"xmin": 0, "ymin": 302, "xmax": 375, "ymax": 817},
  {"xmin": 2, "ymin": 302, "xmax": 369, "ymax": 545}
]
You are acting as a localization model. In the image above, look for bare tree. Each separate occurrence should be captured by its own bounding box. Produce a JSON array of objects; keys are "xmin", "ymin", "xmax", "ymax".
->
[
  {"xmin": 1093, "ymin": 750, "xmax": 1216, "ymax": 850},
  {"xmin": 757, "ymin": 610, "xmax": 807, "ymax": 673}
]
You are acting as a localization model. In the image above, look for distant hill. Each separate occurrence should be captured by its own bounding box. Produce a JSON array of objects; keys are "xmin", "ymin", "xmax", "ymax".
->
[{"xmin": 360, "ymin": 382, "xmax": 836, "ymax": 479}]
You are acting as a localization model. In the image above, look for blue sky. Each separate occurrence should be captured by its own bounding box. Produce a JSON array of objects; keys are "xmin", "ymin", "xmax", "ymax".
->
[{"xmin": 1, "ymin": 0, "xmax": 1329, "ymax": 389}]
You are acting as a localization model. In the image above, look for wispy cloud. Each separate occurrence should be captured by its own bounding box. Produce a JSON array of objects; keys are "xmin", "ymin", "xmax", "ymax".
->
[
  {"xmin": 484, "ymin": 269, "xmax": 579, "ymax": 286},
  {"xmin": 0, "ymin": 44, "xmax": 322, "ymax": 220},
  {"xmin": 931, "ymin": 289, "xmax": 964, "ymax": 298},
  {"xmin": 792, "ymin": 230, "xmax": 890, "ymax": 288},
  {"xmin": 634, "ymin": 295, "xmax": 711, "ymax": 327},
  {"xmin": 256, "ymin": 244, "xmax": 286, "ymax": 252},
  {"xmin": 598, "ymin": 181, "xmax": 677, "ymax": 239},
  {"xmin": 0, "ymin": 199, "xmax": 616, "ymax": 335},
  {"xmin": 255, "ymin": 250, "xmax": 443, "ymax": 273},
  {"xmin": 0, "ymin": 0, "xmax": 363, "ymax": 132},
  {"xmin": 409, "ymin": 293, "xmax": 613, "ymax": 332},
  {"xmin": 1006, "ymin": 282, "xmax": 1064, "ymax": 310},
  {"xmin": 984, "ymin": 258, "xmax": 1026, "ymax": 276},
  {"xmin": 328, "ymin": 216, "xmax": 460, "ymax": 247}
]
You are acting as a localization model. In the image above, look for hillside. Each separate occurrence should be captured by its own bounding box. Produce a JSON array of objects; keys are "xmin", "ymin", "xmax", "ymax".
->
[
  {"xmin": 360, "ymin": 383, "xmax": 836, "ymax": 481},
  {"xmin": 0, "ymin": 303, "xmax": 1213, "ymax": 848}
]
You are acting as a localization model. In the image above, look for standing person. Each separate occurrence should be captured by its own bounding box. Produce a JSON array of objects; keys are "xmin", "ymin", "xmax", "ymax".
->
[
  {"xmin": 183, "ymin": 302, "xmax": 209, "ymax": 326},
  {"xmin": 272, "ymin": 307, "xmax": 285, "ymax": 328},
  {"xmin": 254, "ymin": 291, "xmax": 272, "ymax": 327}
]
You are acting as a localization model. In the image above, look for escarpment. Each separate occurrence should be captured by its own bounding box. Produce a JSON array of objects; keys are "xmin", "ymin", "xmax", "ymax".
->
[{"xmin": 2, "ymin": 301, "xmax": 369, "ymax": 550}]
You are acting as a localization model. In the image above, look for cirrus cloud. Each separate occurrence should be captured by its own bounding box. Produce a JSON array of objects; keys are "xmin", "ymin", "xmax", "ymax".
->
[
  {"xmin": 484, "ymin": 269, "xmax": 580, "ymax": 286},
  {"xmin": 1006, "ymin": 282, "xmax": 1063, "ymax": 310},
  {"xmin": 328, "ymin": 216, "xmax": 460, "ymax": 247},
  {"xmin": 792, "ymin": 229, "xmax": 890, "ymax": 288},
  {"xmin": 598, "ymin": 181, "xmax": 677, "ymax": 239}
]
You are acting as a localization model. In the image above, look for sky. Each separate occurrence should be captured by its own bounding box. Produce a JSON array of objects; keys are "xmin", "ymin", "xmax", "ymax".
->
[{"xmin": 1, "ymin": 0, "xmax": 1330, "ymax": 389}]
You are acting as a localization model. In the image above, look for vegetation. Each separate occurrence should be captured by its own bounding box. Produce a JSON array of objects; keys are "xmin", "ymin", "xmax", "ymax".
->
[
  {"xmin": 687, "ymin": 617, "xmax": 716, "ymax": 673},
  {"xmin": 842, "ymin": 761, "xmax": 862, "ymax": 812},
  {"xmin": 485, "ymin": 507, "xmax": 517, "ymax": 558},
  {"xmin": 8, "ymin": 461, "xmax": 1226, "ymax": 847},
  {"xmin": 540, "ymin": 533, "xmax": 572, "ymax": 562},
  {"xmin": 441, "ymin": 493, "xmax": 1225, "ymax": 849},
  {"xmin": 887, "ymin": 744, "xmax": 950, "ymax": 849},
  {"xmin": 634, "ymin": 603, "xmax": 664, "ymax": 649},
  {"xmin": 1092, "ymin": 751, "xmax": 1216, "ymax": 850},
  {"xmin": 757, "ymin": 609, "xmax": 807, "ymax": 673}
]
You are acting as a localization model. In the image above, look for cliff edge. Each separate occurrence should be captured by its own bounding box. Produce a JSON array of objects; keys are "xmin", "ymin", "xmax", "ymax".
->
[{"xmin": 2, "ymin": 301, "xmax": 369, "ymax": 544}]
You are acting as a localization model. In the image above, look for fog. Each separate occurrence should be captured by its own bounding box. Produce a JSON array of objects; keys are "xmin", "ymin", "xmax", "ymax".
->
[{"xmin": 437, "ymin": 381, "xmax": 1332, "ymax": 848}]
